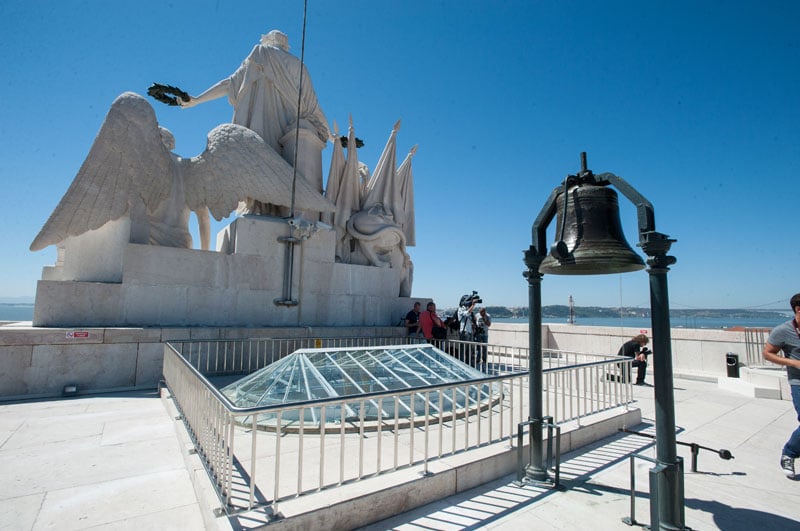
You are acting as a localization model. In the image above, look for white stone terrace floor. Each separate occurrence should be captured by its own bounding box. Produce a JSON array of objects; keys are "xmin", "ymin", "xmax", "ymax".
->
[{"xmin": 1, "ymin": 376, "xmax": 799, "ymax": 530}]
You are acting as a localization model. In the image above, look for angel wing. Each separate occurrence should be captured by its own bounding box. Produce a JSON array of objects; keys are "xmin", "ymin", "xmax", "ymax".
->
[
  {"xmin": 182, "ymin": 124, "xmax": 335, "ymax": 221},
  {"xmin": 30, "ymin": 92, "xmax": 172, "ymax": 251}
]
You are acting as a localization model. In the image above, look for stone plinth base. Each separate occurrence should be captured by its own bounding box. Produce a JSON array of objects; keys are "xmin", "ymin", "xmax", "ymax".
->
[{"xmin": 32, "ymin": 215, "xmax": 423, "ymax": 328}]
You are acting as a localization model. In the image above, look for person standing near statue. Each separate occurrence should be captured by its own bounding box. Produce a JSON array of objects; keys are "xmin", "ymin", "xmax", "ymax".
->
[
  {"xmin": 405, "ymin": 301, "xmax": 421, "ymax": 336},
  {"xmin": 179, "ymin": 30, "xmax": 329, "ymax": 218},
  {"xmin": 474, "ymin": 307, "xmax": 491, "ymax": 369},
  {"xmin": 419, "ymin": 301, "xmax": 446, "ymax": 345},
  {"xmin": 474, "ymin": 307, "xmax": 491, "ymax": 343},
  {"xmin": 457, "ymin": 297, "xmax": 477, "ymax": 342},
  {"xmin": 457, "ymin": 296, "xmax": 478, "ymax": 367},
  {"xmin": 762, "ymin": 293, "xmax": 800, "ymax": 479}
]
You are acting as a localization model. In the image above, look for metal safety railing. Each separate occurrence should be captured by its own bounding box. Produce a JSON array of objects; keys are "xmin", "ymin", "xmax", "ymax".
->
[
  {"xmin": 443, "ymin": 339, "xmax": 626, "ymax": 376},
  {"xmin": 163, "ymin": 338, "xmax": 634, "ymax": 515}
]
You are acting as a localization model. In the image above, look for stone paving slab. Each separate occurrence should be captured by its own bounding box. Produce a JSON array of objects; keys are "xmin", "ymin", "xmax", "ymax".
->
[{"xmin": 0, "ymin": 391, "xmax": 203, "ymax": 530}]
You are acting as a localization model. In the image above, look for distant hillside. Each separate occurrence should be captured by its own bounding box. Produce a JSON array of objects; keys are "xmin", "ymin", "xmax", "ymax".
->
[
  {"xmin": 440, "ymin": 305, "xmax": 788, "ymax": 320},
  {"xmin": 0, "ymin": 297, "xmax": 34, "ymax": 304},
  {"xmin": 540, "ymin": 306, "xmax": 788, "ymax": 320}
]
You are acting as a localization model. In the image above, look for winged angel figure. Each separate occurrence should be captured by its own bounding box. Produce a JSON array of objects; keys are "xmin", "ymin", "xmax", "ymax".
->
[{"xmin": 30, "ymin": 92, "xmax": 334, "ymax": 252}]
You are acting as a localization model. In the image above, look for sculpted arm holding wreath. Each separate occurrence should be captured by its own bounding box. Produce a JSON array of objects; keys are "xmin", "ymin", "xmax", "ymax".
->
[{"xmin": 178, "ymin": 79, "xmax": 230, "ymax": 109}]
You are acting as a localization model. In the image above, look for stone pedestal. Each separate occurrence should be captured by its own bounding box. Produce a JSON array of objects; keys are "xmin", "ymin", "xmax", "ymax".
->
[
  {"xmin": 33, "ymin": 215, "xmax": 420, "ymax": 328},
  {"xmin": 41, "ymin": 218, "xmax": 130, "ymax": 282}
]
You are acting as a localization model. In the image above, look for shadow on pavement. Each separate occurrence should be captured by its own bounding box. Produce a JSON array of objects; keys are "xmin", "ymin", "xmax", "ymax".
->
[{"xmin": 685, "ymin": 498, "xmax": 800, "ymax": 529}]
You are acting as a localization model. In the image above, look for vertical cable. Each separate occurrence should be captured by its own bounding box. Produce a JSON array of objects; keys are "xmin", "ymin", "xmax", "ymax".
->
[
  {"xmin": 276, "ymin": 1, "xmax": 308, "ymax": 306},
  {"xmin": 290, "ymin": 0, "xmax": 309, "ymax": 219}
]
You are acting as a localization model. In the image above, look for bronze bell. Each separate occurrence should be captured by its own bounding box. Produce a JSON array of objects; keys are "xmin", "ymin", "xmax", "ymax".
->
[{"xmin": 539, "ymin": 182, "xmax": 645, "ymax": 275}]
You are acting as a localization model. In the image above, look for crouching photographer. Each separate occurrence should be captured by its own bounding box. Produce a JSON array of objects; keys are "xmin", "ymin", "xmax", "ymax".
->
[{"xmin": 616, "ymin": 333, "xmax": 650, "ymax": 385}]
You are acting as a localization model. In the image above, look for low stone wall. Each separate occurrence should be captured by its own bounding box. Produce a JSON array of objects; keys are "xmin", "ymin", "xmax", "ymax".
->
[
  {"xmin": 0, "ymin": 321, "xmax": 766, "ymax": 401},
  {"xmin": 489, "ymin": 322, "xmax": 756, "ymax": 379},
  {"xmin": 0, "ymin": 325, "xmax": 404, "ymax": 400}
]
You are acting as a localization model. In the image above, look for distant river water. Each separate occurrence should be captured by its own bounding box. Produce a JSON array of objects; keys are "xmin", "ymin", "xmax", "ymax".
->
[
  {"xmin": 0, "ymin": 305, "xmax": 788, "ymax": 331},
  {"xmin": 0, "ymin": 305, "xmax": 34, "ymax": 322},
  {"xmin": 494, "ymin": 315, "xmax": 788, "ymax": 330}
]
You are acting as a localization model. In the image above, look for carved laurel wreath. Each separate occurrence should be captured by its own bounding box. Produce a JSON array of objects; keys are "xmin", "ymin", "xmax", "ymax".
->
[{"xmin": 147, "ymin": 83, "xmax": 190, "ymax": 106}]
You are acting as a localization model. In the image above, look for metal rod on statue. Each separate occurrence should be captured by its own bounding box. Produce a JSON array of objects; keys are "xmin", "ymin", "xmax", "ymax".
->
[{"xmin": 276, "ymin": 0, "xmax": 309, "ymax": 307}]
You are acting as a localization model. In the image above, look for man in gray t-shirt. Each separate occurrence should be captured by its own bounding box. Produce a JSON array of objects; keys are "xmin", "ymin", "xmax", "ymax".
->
[{"xmin": 763, "ymin": 292, "xmax": 800, "ymax": 478}]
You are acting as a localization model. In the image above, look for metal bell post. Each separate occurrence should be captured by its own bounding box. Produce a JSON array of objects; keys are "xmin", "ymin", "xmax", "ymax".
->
[{"xmin": 522, "ymin": 152, "xmax": 684, "ymax": 530}]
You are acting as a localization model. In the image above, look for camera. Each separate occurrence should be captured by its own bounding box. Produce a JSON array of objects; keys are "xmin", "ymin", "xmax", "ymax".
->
[{"xmin": 459, "ymin": 290, "xmax": 482, "ymax": 307}]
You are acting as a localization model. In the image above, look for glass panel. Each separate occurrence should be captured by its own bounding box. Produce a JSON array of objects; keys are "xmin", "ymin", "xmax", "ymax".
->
[{"xmin": 221, "ymin": 343, "xmax": 495, "ymax": 426}]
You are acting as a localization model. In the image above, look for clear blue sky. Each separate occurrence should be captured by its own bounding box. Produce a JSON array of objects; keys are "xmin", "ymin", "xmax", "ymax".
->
[{"xmin": 1, "ymin": 1, "xmax": 797, "ymax": 310}]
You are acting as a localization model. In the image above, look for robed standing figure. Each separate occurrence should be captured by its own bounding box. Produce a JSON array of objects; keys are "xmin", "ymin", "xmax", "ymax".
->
[{"xmin": 180, "ymin": 30, "xmax": 329, "ymax": 218}]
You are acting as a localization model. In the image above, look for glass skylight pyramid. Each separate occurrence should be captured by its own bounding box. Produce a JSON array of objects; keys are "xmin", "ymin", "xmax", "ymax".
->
[{"xmin": 221, "ymin": 343, "xmax": 497, "ymax": 429}]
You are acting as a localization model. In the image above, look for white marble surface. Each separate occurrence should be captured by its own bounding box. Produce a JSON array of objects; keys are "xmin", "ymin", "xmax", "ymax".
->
[{"xmin": 0, "ymin": 392, "xmax": 206, "ymax": 530}]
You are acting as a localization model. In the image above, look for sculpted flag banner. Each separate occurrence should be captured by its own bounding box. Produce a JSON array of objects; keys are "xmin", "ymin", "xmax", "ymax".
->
[
  {"xmin": 396, "ymin": 144, "xmax": 418, "ymax": 247},
  {"xmin": 363, "ymin": 120, "xmax": 402, "ymax": 229},
  {"xmin": 334, "ymin": 119, "xmax": 362, "ymax": 225},
  {"xmin": 331, "ymin": 119, "xmax": 362, "ymax": 261},
  {"xmin": 322, "ymin": 121, "xmax": 344, "ymax": 226}
]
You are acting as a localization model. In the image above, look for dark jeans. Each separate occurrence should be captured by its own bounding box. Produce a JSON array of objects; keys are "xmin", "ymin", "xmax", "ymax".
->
[
  {"xmin": 630, "ymin": 358, "xmax": 647, "ymax": 384},
  {"xmin": 783, "ymin": 384, "xmax": 800, "ymax": 458},
  {"xmin": 612, "ymin": 355, "xmax": 647, "ymax": 384}
]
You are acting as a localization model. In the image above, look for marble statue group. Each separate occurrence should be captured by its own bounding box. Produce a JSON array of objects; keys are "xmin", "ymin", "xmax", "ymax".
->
[{"xmin": 29, "ymin": 30, "xmax": 420, "ymax": 328}]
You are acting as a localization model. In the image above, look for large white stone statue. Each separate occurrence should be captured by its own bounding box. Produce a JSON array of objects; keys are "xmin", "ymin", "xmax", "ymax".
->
[
  {"xmin": 28, "ymin": 29, "xmax": 423, "ymax": 328},
  {"xmin": 179, "ymin": 30, "xmax": 329, "ymax": 218},
  {"xmin": 30, "ymin": 92, "xmax": 333, "ymax": 253}
]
